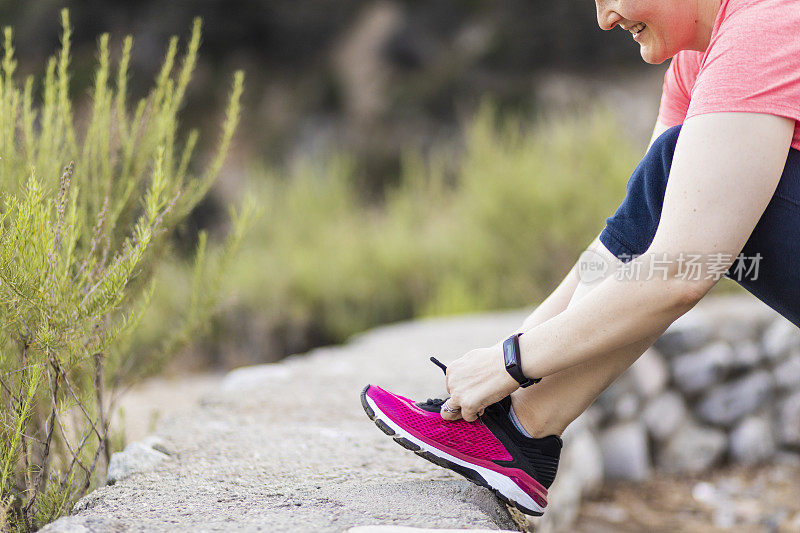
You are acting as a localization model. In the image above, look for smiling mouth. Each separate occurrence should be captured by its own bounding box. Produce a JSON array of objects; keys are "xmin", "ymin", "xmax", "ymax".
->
[{"xmin": 625, "ymin": 22, "xmax": 647, "ymax": 38}]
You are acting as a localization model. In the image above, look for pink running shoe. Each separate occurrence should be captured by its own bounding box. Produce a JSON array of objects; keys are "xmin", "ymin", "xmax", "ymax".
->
[{"xmin": 360, "ymin": 384, "xmax": 562, "ymax": 516}]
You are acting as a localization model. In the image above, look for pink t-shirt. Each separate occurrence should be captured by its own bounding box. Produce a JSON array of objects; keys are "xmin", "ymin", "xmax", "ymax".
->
[{"xmin": 658, "ymin": 0, "xmax": 800, "ymax": 151}]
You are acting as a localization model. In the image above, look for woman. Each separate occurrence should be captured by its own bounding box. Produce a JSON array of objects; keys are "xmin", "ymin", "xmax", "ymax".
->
[{"xmin": 361, "ymin": 0, "xmax": 800, "ymax": 516}]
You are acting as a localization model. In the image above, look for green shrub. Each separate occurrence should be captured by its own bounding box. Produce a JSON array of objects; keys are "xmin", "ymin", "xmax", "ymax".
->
[
  {"xmin": 0, "ymin": 11, "xmax": 251, "ymax": 529},
  {"xmin": 222, "ymin": 103, "xmax": 641, "ymax": 352}
]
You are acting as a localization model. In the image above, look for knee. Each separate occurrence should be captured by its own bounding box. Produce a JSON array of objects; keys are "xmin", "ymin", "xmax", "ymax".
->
[
  {"xmin": 625, "ymin": 124, "xmax": 681, "ymax": 194},
  {"xmin": 644, "ymin": 124, "xmax": 682, "ymax": 168}
]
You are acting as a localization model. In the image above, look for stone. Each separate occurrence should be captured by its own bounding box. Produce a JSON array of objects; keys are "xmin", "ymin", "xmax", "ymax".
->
[
  {"xmin": 671, "ymin": 341, "xmax": 734, "ymax": 394},
  {"xmin": 691, "ymin": 481, "xmax": 716, "ymax": 505},
  {"xmin": 657, "ymin": 422, "xmax": 727, "ymax": 474},
  {"xmin": 140, "ymin": 435, "xmax": 174, "ymax": 456},
  {"xmin": 222, "ymin": 363, "xmax": 293, "ymax": 391},
  {"xmin": 716, "ymin": 320, "xmax": 761, "ymax": 344},
  {"xmin": 40, "ymin": 516, "xmax": 125, "ymax": 533},
  {"xmin": 598, "ymin": 422, "xmax": 651, "ymax": 481},
  {"xmin": 654, "ymin": 309, "xmax": 713, "ymax": 357},
  {"xmin": 778, "ymin": 391, "xmax": 800, "ymax": 447},
  {"xmin": 696, "ymin": 371, "xmax": 773, "ymax": 427},
  {"xmin": 593, "ymin": 376, "xmax": 634, "ymax": 419},
  {"xmin": 775, "ymin": 450, "xmax": 800, "ymax": 466},
  {"xmin": 698, "ymin": 294, "xmax": 777, "ymax": 337},
  {"xmin": 774, "ymin": 351, "xmax": 800, "ymax": 390},
  {"xmin": 629, "ymin": 347, "xmax": 669, "ymax": 398},
  {"xmin": 106, "ymin": 437, "xmax": 171, "ymax": 485},
  {"xmin": 642, "ymin": 391, "xmax": 688, "ymax": 442},
  {"xmin": 762, "ymin": 317, "xmax": 800, "ymax": 361},
  {"xmin": 729, "ymin": 416, "xmax": 776, "ymax": 465},
  {"xmin": 561, "ymin": 426, "xmax": 604, "ymax": 497},
  {"xmin": 613, "ymin": 392, "xmax": 640, "ymax": 420},
  {"xmin": 730, "ymin": 340, "xmax": 763, "ymax": 370},
  {"xmin": 527, "ymin": 473, "xmax": 582, "ymax": 533}
]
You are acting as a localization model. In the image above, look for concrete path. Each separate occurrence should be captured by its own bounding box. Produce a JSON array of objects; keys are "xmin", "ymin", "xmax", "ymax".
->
[{"xmin": 44, "ymin": 310, "xmax": 537, "ymax": 532}]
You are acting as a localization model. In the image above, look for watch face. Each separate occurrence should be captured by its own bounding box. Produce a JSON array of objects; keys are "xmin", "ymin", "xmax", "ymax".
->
[{"xmin": 504, "ymin": 341, "xmax": 515, "ymax": 365}]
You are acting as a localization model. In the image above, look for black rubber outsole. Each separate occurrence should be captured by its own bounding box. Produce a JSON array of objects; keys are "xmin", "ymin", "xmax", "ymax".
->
[{"xmin": 359, "ymin": 385, "xmax": 544, "ymax": 517}]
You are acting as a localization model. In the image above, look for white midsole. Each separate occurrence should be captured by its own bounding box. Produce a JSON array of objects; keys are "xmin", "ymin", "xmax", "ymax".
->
[{"xmin": 365, "ymin": 395, "xmax": 544, "ymax": 514}]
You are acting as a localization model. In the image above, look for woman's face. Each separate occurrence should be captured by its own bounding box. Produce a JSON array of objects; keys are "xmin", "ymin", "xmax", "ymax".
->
[{"xmin": 595, "ymin": 0, "xmax": 711, "ymax": 64}]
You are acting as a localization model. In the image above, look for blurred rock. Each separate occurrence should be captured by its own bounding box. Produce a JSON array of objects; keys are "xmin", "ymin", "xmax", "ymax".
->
[
  {"xmin": 40, "ymin": 516, "xmax": 125, "ymax": 533},
  {"xmin": 563, "ymin": 426, "xmax": 604, "ymax": 497},
  {"xmin": 729, "ymin": 416, "xmax": 775, "ymax": 465},
  {"xmin": 778, "ymin": 391, "xmax": 800, "ymax": 447},
  {"xmin": 599, "ymin": 422, "xmax": 651, "ymax": 481},
  {"xmin": 657, "ymin": 422, "xmax": 726, "ymax": 474},
  {"xmin": 699, "ymin": 294, "xmax": 776, "ymax": 337},
  {"xmin": 762, "ymin": 317, "xmax": 800, "ymax": 361},
  {"xmin": 529, "ymin": 472, "xmax": 582, "ymax": 533},
  {"xmin": 594, "ymin": 376, "xmax": 634, "ymax": 420},
  {"xmin": 691, "ymin": 481, "xmax": 716, "ymax": 505},
  {"xmin": 629, "ymin": 347, "xmax": 668, "ymax": 398},
  {"xmin": 655, "ymin": 310, "xmax": 714, "ymax": 357},
  {"xmin": 107, "ymin": 436, "xmax": 172, "ymax": 485},
  {"xmin": 642, "ymin": 391, "xmax": 687, "ymax": 442},
  {"xmin": 774, "ymin": 351, "xmax": 800, "ymax": 390},
  {"xmin": 222, "ymin": 363, "xmax": 293, "ymax": 391},
  {"xmin": 696, "ymin": 371, "xmax": 773, "ymax": 427},
  {"xmin": 671, "ymin": 341, "xmax": 734, "ymax": 395},
  {"xmin": 730, "ymin": 340, "xmax": 763, "ymax": 370},
  {"xmin": 613, "ymin": 392, "xmax": 640, "ymax": 421}
]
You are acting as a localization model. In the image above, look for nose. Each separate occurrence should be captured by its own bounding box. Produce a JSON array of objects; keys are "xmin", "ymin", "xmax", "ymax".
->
[{"xmin": 595, "ymin": 0, "xmax": 623, "ymax": 31}]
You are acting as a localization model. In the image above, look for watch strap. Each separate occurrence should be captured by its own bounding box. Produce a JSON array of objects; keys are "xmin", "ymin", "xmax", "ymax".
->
[{"xmin": 502, "ymin": 333, "xmax": 541, "ymax": 387}]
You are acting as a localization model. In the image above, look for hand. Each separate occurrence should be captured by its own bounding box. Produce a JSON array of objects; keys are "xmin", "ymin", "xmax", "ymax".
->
[{"xmin": 440, "ymin": 344, "xmax": 519, "ymax": 422}]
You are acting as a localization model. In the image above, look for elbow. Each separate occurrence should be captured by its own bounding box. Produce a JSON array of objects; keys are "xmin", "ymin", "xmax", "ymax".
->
[{"xmin": 668, "ymin": 278, "xmax": 714, "ymax": 311}]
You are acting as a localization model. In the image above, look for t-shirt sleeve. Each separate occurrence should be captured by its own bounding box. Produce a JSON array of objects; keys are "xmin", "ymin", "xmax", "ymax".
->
[
  {"xmin": 657, "ymin": 50, "xmax": 702, "ymax": 126},
  {"xmin": 686, "ymin": 0, "xmax": 800, "ymax": 125}
]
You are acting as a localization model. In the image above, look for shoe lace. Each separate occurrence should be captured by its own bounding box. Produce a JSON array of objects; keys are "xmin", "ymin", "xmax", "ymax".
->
[{"xmin": 418, "ymin": 397, "xmax": 447, "ymax": 409}]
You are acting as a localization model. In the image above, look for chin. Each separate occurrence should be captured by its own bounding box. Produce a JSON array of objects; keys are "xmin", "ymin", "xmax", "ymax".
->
[{"xmin": 639, "ymin": 47, "xmax": 669, "ymax": 65}]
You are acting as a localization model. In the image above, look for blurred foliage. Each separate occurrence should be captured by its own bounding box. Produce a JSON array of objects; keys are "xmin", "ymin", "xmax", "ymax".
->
[
  {"xmin": 142, "ymin": 103, "xmax": 640, "ymax": 366},
  {"xmin": 0, "ymin": 11, "xmax": 252, "ymax": 530},
  {"xmin": 0, "ymin": 0, "xmax": 657, "ymax": 179}
]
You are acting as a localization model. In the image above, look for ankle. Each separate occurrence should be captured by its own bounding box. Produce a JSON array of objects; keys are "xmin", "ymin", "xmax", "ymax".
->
[{"xmin": 510, "ymin": 394, "xmax": 564, "ymax": 439}]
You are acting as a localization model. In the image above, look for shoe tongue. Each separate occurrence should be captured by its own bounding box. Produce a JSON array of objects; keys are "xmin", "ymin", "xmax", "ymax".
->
[
  {"xmin": 486, "ymin": 395, "xmax": 512, "ymax": 415},
  {"xmin": 415, "ymin": 397, "xmax": 447, "ymax": 413}
]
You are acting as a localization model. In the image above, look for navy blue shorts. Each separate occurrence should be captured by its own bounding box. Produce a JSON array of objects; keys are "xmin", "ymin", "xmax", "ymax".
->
[{"xmin": 599, "ymin": 124, "xmax": 800, "ymax": 327}]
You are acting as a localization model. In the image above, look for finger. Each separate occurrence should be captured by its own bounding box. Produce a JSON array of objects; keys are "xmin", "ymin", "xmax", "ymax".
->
[
  {"xmin": 440, "ymin": 398, "xmax": 462, "ymax": 421},
  {"xmin": 445, "ymin": 370, "xmax": 451, "ymax": 395},
  {"xmin": 460, "ymin": 402, "xmax": 480, "ymax": 422}
]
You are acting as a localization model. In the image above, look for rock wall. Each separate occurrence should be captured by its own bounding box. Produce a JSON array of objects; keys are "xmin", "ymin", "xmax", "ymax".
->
[
  {"xmin": 530, "ymin": 293, "xmax": 800, "ymax": 532},
  {"xmin": 593, "ymin": 294, "xmax": 800, "ymax": 482}
]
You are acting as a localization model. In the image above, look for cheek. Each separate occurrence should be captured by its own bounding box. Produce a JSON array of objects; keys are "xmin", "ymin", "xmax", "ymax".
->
[{"xmin": 649, "ymin": 5, "xmax": 695, "ymax": 51}]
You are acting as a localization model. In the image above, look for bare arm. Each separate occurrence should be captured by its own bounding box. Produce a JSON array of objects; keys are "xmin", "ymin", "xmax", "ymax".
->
[
  {"xmin": 648, "ymin": 120, "xmax": 671, "ymax": 151},
  {"xmin": 445, "ymin": 112, "xmax": 794, "ymax": 421},
  {"xmin": 507, "ymin": 119, "xmax": 674, "ymax": 336},
  {"xmin": 518, "ymin": 112, "xmax": 794, "ymax": 378}
]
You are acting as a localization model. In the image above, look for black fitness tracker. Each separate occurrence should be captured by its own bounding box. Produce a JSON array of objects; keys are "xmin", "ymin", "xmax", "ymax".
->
[{"xmin": 502, "ymin": 333, "xmax": 540, "ymax": 387}]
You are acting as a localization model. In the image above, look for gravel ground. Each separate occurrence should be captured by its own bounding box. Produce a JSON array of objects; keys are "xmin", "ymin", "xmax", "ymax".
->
[{"xmin": 574, "ymin": 461, "xmax": 800, "ymax": 533}]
